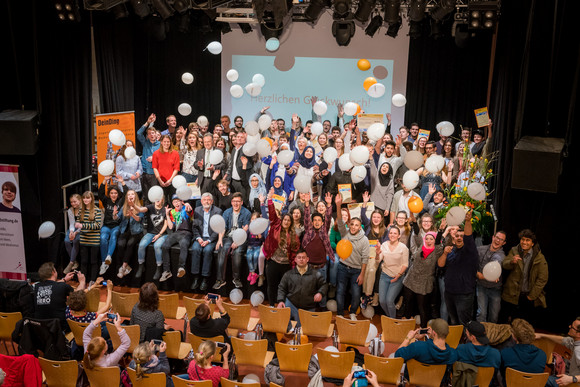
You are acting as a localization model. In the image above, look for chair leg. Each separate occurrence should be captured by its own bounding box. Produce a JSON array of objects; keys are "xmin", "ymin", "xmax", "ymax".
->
[
  {"xmin": 2, "ymin": 340, "xmax": 8, "ymax": 355},
  {"xmin": 11, "ymin": 341, "xmax": 18, "ymax": 356}
]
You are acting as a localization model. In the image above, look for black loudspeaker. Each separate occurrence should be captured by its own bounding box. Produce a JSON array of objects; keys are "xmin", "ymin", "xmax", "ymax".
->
[
  {"xmin": 0, "ymin": 110, "xmax": 40, "ymax": 155},
  {"xmin": 511, "ymin": 136, "xmax": 564, "ymax": 193}
]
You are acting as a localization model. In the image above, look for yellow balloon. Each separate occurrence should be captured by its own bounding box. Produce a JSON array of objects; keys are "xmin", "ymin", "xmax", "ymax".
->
[
  {"xmin": 363, "ymin": 77, "xmax": 377, "ymax": 91},
  {"xmin": 357, "ymin": 59, "xmax": 371, "ymax": 71}
]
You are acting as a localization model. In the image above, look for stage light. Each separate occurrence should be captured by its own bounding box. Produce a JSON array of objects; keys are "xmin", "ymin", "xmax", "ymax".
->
[
  {"xmin": 468, "ymin": 1, "xmax": 499, "ymax": 30},
  {"xmin": 111, "ymin": 3, "xmax": 128, "ymax": 19},
  {"xmin": 333, "ymin": 0, "xmax": 351, "ymax": 18},
  {"xmin": 152, "ymin": 0, "xmax": 174, "ymax": 19},
  {"xmin": 177, "ymin": 13, "xmax": 190, "ymax": 33},
  {"xmin": 452, "ymin": 21, "xmax": 469, "ymax": 47},
  {"xmin": 305, "ymin": 0, "xmax": 327, "ymax": 22},
  {"xmin": 408, "ymin": 20, "xmax": 422, "ymax": 39},
  {"xmin": 261, "ymin": 21, "xmax": 283, "ymax": 39},
  {"xmin": 383, "ymin": 0, "xmax": 400, "ymax": 24},
  {"xmin": 431, "ymin": 0, "xmax": 456, "ymax": 21},
  {"xmin": 354, "ymin": 0, "xmax": 375, "ymax": 23},
  {"xmin": 239, "ymin": 23, "xmax": 253, "ymax": 33},
  {"xmin": 219, "ymin": 22, "xmax": 232, "ymax": 34},
  {"xmin": 332, "ymin": 20, "xmax": 355, "ymax": 46},
  {"xmin": 54, "ymin": 0, "xmax": 80, "ymax": 22},
  {"xmin": 173, "ymin": 0, "xmax": 191, "ymax": 13},
  {"xmin": 365, "ymin": 15, "xmax": 383, "ymax": 37},
  {"xmin": 130, "ymin": 0, "xmax": 150, "ymax": 18},
  {"xmin": 430, "ymin": 19, "xmax": 443, "ymax": 39},
  {"xmin": 148, "ymin": 16, "xmax": 168, "ymax": 41},
  {"xmin": 408, "ymin": 0, "xmax": 426, "ymax": 22}
]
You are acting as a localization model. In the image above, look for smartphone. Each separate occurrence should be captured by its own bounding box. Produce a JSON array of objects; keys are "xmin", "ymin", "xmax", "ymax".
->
[
  {"xmin": 106, "ymin": 313, "xmax": 117, "ymax": 321},
  {"xmin": 353, "ymin": 370, "xmax": 367, "ymax": 379},
  {"xmin": 216, "ymin": 342, "xmax": 227, "ymax": 348},
  {"xmin": 419, "ymin": 328, "xmax": 429, "ymax": 335},
  {"xmin": 207, "ymin": 293, "xmax": 219, "ymax": 303},
  {"xmin": 101, "ymin": 281, "xmax": 107, "ymax": 286},
  {"xmin": 152, "ymin": 339, "xmax": 163, "ymax": 345}
]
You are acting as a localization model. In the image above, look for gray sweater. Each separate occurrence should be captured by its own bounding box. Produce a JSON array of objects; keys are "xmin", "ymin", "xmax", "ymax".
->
[{"xmin": 337, "ymin": 217, "xmax": 369, "ymax": 269}]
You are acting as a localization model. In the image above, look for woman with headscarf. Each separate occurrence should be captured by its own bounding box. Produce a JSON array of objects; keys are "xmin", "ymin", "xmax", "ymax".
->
[
  {"xmin": 248, "ymin": 173, "xmax": 267, "ymax": 212},
  {"xmin": 290, "ymin": 145, "xmax": 318, "ymax": 198},
  {"xmin": 370, "ymin": 157, "xmax": 394, "ymax": 216}
]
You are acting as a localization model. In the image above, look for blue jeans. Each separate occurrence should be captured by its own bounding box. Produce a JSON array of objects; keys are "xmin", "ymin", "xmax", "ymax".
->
[
  {"xmin": 64, "ymin": 232, "xmax": 80, "ymax": 262},
  {"xmin": 100, "ymin": 225, "xmax": 120, "ymax": 262},
  {"xmin": 379, "ymin": 272, "xmax": 404, "ymax": 318},
  {"xmin": 216, "ymin": 237, "xmax": 245, "ymax": 281},
  {"xmin": 190, "ymin": 240, "xmax": 216, "ymax": 277},
  {"xmin": 438, "ymin": 277, "xmax": 448, "ymax": 322},
  {"xmin": 476, "ymin": 284, "xmax": 501, "ymax": 323},
  {"xmin": 328, "ymin": 255, "xmax": 339, "ymax": 286},
  {"xmin": 138, "ymin": 233, "xmax": 167, "ymax": 265},
  {"xmin": 246, "ymin": 246, "xmax": 261, "ymax": 273},
  {"xmin": 181, "ymin": 172, "xmax": 197, "ymax": 183},
  {"xmin": 336, "ymin": 263, "xmax": 362, "ymax": 316},
  {"xmin": 444, "ymin": 291, "xmax": 474, "ymax": 326},
  {"xmin": 285, "ymin": 298, "xmax": 315, "ymax": 331}
]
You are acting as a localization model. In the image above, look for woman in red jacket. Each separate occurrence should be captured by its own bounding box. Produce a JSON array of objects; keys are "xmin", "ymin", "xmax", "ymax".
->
[
  {"xmin": 263, "ymin": 188, "xmax": 300, "ymax": 306},
  {"xmin": 152, "ymin": 135, "xmax": 180, "ymax": 202}
]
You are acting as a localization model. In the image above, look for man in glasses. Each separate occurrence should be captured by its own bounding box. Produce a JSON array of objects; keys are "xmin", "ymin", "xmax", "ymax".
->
[
  {"xmin": 536, "ymin": 318, "xmax": 580, "ymax": 386},
  {"xmin": 476, "ymin": 231, "xmax": 507, "ymax": 323}
]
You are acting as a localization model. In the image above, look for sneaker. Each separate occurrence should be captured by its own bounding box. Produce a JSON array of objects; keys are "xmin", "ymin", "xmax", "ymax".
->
[
  {"xmin": 99, "ymin": 262, "xmax": 110, "ymax": 275},
  {"xmin": 247, "ymin": 273, "xmax": 252, "ymax": 282},
  {"xmin": 177, "ymin": 267, "xmax": 186, "ymax": 278},
  {"xmin": 153, "ymin": 266, "xmax": 163, "ymax": 281},
  {"xmin": 159, "ymin": 271, "xmax": 172, "ymax": 282},
  {"xmin": 105, "ymin": 255, "xmax": 112, "ymax": 265},
  {"xmin": 213, "ymin": 280, "xmax": 226, "ymax": 290},
  {"xmin": 117, "ymin": 266, "xmax": 125, "ymax": 279},
  {"xmin": 191, "ymin": 277, "xmax": 200, "ymax": 290},
  {"xmin": 258, "ymin": 274, "xmax": 265, "ymax": 287},
  {"xmin": 200, "ymin": 278, "xmax": 209, "ymax": 291},
  {"xmin": 249, "ymin": 272, "xmax": 258, "ymax": 286},
  {"xmin": 371, "ymin": 293, "xmax": 379, "ymax": 307},
  {"xmin": 233, "ymin": 278, "xmax": 243, "ymax": 289},
  {"xmin": 327, "ymin": 284, "xmax": 336, "ymax": 299},
  {"xmin": 350, "ymin": 313, "xmax": 358, "ymax": 321},
  {"xmin": 124, "ymin": 265, "xmax": 132, "ymax": 276},
  {"xmin": 360, "ymin": 296, "xmax": 369, "ymax": 310},
  {"xmin": 72, "ymin": 261, "xmax": 79, "ymax": 271},
  {"xmin": 63, "ymin": 261, "xmax": 75, "ymax": 274},
  {"xmin": 135, "ymin": 264, "xmax": 145, "ymax": 278}
]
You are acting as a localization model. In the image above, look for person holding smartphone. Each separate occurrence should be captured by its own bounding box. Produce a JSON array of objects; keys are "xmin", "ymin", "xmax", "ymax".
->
[
  {"xmin": 190, "ymin": 295, "xmax": 231, "ymax": 345},
  {"xmin": 342, "ymin": 369, "xmax": 380, "ymax": 387}
]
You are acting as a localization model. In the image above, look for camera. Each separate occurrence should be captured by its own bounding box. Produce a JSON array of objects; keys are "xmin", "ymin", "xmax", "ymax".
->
[
  {"xmin": 207, "ymin": 293, "xmax": 219, "ymax": 303},
  {"xmin": 106, "ymin": 313, "xmax": 117, "ymax": 321},
  {"xmin": 152, "ymin": 339, "xmax": 163, "ymax": 352}
]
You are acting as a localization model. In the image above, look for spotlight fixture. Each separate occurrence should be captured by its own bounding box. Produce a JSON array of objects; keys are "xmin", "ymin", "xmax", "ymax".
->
[
  {"xmin": 54, "ymin": 0, "xmax": 81, "ymax": 21},
  {"xmin": 354, "ymin": 0, "xmax": 375, "ymax": 23},
  {"xmin": 261, "ymin": 21, "xmax": 283, "ymax": 39},
  {"xmin": 332, "ymin": 20, "xmax": 355, "ymax": 46},
  {"xmin": 408, "ymin": 20, "xmax": 422, "ymax": 38},
  {"xmin": 111, "ymin": 3, "xmax": 128, "ymax": 19},
  {"xmin": 148, "ymin": 16, "xmax": 168, "ymax": 41},
  {"xmin": 365, "ymin": 15, "xmax": 383, "ymax": 37},
  {"xmin": 468, "ymin": 1, "xmax": 499, "ymax": 30},
  {"xmin": 305, "ymin": 0, "xmax": 327, "ymax": 22},
  {"xmin": 431, "ymin": 0, "xmax": 456, "ymax": 21},
  {"xmin": 383, "ymin": 0, "xmax": 401, "ymax": 24},
  {"xmin": 177, "ymin": 13, "xmax": 191, "ymax": 33},
  {"xmin": 408, "ymin": 0, "xmax": 426, "ymax": 22},
  {"xmin": 152, "ymin": 0, "xmax": 174, "ymax": 19},
  {"xmin": 430, "ymin": 19, "xmax": 443, "ymax": 39},
  {"xmin": 386, "ymin": 17, "xmax": 401, "ymax": 38},
  {"xmin": 333, "ymin": 0, "xmax": 351, "ymax": 18},
  {"xmin": 173, "ymin": 0, "xmax": 191, "ymax": 13},
  {"xmin": 130, "ymin": 0, "xmax": 150, "ymax": 18},
  {"xmin": 452, "ymin": 21, "xmax": 469, "ymax": 47},
  {"xmin": 219, "ymin": 22, "xmax": 232, "ymax": 34},
  {"xmin": 238, "ymin": 23, "xmax": 253, "ymax": 33}
]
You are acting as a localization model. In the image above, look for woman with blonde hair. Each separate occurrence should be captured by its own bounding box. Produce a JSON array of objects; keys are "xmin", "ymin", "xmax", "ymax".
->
[
  {"xmin": 129, "ymin": 340, "xmax": 172, "ymax": 386},
  {"xmin": 76, "ymin": 191, "xmax": 102, "ymax": 281},
  {"xmin": 116, "ymin": 189, "xmax": 144, "ymax": 278},
  {"xmin": 64, "ymin": 193, "xmax": 82, "ymax": 274},
  {"xmin": 181, "ymin": 132, "xmax": 201, "ymax": 183},
  {"xmin": 83, "ymin": 312, "xmax": 130, "ymax": 370},
  {"xmin": 187, "ymin": 341, "xmax": 231, "ymax": 386}
]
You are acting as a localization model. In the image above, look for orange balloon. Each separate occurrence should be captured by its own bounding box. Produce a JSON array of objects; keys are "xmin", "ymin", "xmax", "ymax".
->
[
  {"xmin": 357, "ymin": 59, "xmax": 371, "ymax": 71},
  {"xmin": 262, "ymin": 137, "xmax": 273, "ymax": 147},
  {"xmin": 300, "ymin": 335, "xmax": 309, "ymax": 344},
  {"xmin": 363, "ymin": 77, "xmax": 377, "ymax": 91},
  {"xmin": 336, "ymin": 240, "xmax": 353, "ymax": 259},
  {"xmin": 354, "ymin": 103, "xmax": 361, "ymax": 116},
  {"xmin": 408, "ymin": 196, "xmax": 424, "ymax": 213}
]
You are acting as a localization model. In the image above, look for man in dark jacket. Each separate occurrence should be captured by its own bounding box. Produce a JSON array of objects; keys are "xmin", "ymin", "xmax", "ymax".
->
[{"xmin": 277, "ymin": 249, "xmax": 327, "ymax": 329}]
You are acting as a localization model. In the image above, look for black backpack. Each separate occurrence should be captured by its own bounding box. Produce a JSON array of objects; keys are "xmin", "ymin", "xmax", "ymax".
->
[{"xmin": 0, "ymin": 279, "xmax": 34, "ymax": 317}]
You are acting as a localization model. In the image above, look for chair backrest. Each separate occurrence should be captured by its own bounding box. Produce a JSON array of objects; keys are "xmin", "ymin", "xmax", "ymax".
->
[
  {"xmin": 406, "ymin": 359, "xmax": 447, "ymax": 387},
  {"xmin": 172, "ymin": 375, "xmax": 212, "ymax": 386},
  {"xmin": 0, "ymin": 312, "xmax": 23, "ymax": 341},
  {"xmin": 158, "ymin": 293, "xmax": 179, "ymax": 319},
  {"xmin": 85, "ymin": 287, "xmax": 101, "ymax": 312},
  {"xmin": 127, "ymin": 367, "xmax": 167, "ymax": 386},
  {"xmin": 275, "ymin": 342, "xmax": 313, "ymax": 372},
  {"xmin": 38, "ymin": 357, "xmax": 78, "ymax": 387},
  {"xmin": 474, "ymin": 366, "xmax": 495, "ymax": 387},
  {"xmin": 336, "ymin": 316, "xmax": 370, "ymax": 347},
  {"xmin": 187, "ymin": 332, "xmax": 223, "ymax": 362},
  {"xmin": 505, "ymin": 367, "xmax": 549, "ymax": 387},
  {"xmin": 381, "ymin": 316, "xmax": 416, "ymax": 344},
  {"xmin": 317, "ymin": 349, "xmax": 355, "ymax": 379},
  {"xmin": 364, "ymin": 354, "xmax": 404, "ymax": 385},
  {"xmin": 67, "ymin": 320, "xmax": 101, "ymax": 347},
  {"xmin": 163, "ymin": 330, "xmax": 192, "ymax": 359},
  {"xmin": 220, "ymin": 377, "xmax": 260, "ymax": 387},
  {"xmin": 445, "ymin": 325, "xmax": 464, "ymax": 349},
  {"xmin": 84, "ymin": 366, "xmax": 121, "ymax": 387},
  {"xmin": 111, "ymin": 291, "xmax": 139, "ymax": 318},
  {"xmin": 106, "ymin": 322, "xmax": 140, "ymax": 353},
  {"xmin": 533, "ymin": 338, "xmax": 556, "ymax": 364},
  {"xmin": 298, "ymin": 310, "xmax": 333, "ymax": 337},
  {"xmin": 222, "ymin": 302, "xmax": 252, "ymax": 331},
  {"xmin": 231, "ymin": 337, "xmax": 269, "ymax": 367},
  {"xmin": 258, "ymin": 304, "xmax": 291, "ymax": 334},
  {"xmin": 269, "ymin": 383, "xmax": 283, "ymax": 387},
  {"xmin": 183, "ymin": 296, "xmax": 214, "ymax": 320}
]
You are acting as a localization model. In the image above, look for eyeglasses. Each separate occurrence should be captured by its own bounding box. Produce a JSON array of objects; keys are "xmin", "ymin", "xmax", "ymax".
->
[{"xmin": 570, "ymin": 325, "xmax": 580, "ymax": 332}]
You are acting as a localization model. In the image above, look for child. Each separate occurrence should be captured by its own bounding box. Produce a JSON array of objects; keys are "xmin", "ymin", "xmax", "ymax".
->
[
  {"xmin": 76, "ymin": 191, "xmax": 103, "ymax": 282},
  {"xmin": 187, "ymin": 341, "xmax": 231, "ymax": 387},
  {"xmin": 64, "ymin": 193, "xmax": 82, "ymax": 274},
  {"xmin": 129, "ymin": 341, "xmax": 172, "ymax": 387},
  {"xmin": 246, "ymin": 212, "xmax": 267, "ymax": 285},
  {"xmin": 83, "ymin": 313, "xmax": 130, "ymax": 369}
]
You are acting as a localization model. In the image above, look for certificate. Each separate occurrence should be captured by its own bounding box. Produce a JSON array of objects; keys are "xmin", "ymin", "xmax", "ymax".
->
[
  {"xmin": 272, "ymin": 194, "xmax": 286, "ymax": 212},
  {"xmin": 347, "ymin": 202, "xmax": 375, "ymax": 220},
  {"xmin": 474, "ymin": 107, "xmax": 490, "ymax": 128},
  {"xmin": 357, "ymin": 114, "xmax": 384, "ymax": 130},
  {"xmin": 187, "ymin": 183, "xmax": 201, "ymax": 200},
  {"xmin": 368, "ymin": 239, "xmax": 379, "ymax": 259},
  {"xmin": 418, "ymin": 129, "xmax": 430, "ymax": 140},
  {"xmin": 338, "ymin": 184, "xmax": 352, "ymax": 203}
]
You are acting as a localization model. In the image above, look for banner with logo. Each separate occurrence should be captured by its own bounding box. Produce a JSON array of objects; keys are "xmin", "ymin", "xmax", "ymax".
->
[
  {"xmin": 0, "ymin": 164, "xmax": 27, "ymax": 280},
  {"xmin": 95, "ymin": 111, "xmax": 135, "ymax": 185}
]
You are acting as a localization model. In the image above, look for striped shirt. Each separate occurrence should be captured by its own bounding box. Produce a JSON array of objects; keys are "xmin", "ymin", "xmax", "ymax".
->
[{"xmin": 79, "ymin": 208, "xmax": 102, "ymax": 246}]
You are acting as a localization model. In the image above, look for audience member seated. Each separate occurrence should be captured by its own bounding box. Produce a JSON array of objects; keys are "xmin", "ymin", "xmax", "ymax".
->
[
  {"xmin": 66, "ymin": 279, "xmax": 113, "ymax": 323},
  {"xmin": 500, "ymin": 319, "xmax": 546, "ymax": 378},
  {"xmin": 394, "ymin": 318, "xmax": 458, "ymax": 365},
  {"xmin": 187, "ymin": 341, "xmax": 231, "ymax": 387},
  {"xmin": 190, "ymin": 295, "xmax": 231, "ymax": 345},
  {"xmin": 83, "ymin": 313, "xmax": 130, "ymax": 369},
  {"xmin": 536, "ymin": 316, "xmax": 580, "ymax": 386},
  {"xmin": 342, "ymin": 369, "xmax": 381, "ymax": 387},
  {"xmin": 129, "ymin": 341, "xmax": 173, "ymax": 387},
  {"xmin": 130, "ymin": 282, "xmax": 167, "ymax": 342}
]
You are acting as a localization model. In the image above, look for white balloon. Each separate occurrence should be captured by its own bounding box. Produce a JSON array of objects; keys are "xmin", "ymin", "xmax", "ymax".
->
[
  {"xmin": 351, "ymin": 165, "xmax": 367, "ymax": 184},
  {"xmin": 249, "ymin": 218, "xmax": 269, "ymax": 235},
  {"xmin": 181, "ymin": 72, "xmax": 194, "ymax": 84},
  {"xmin": 244, "ymin": 331, "xmax": 257, "ymax": 340},
  {"xmin": 433, "ymin": 155, "xmax": 446, "ymax": 171},
  {"xmin": 482, "ymin": 261, "xmax": 502, "ymax": 282},
  {"xmin": 367, "ymin": 82, "xmax": 386, "ymax": 98},
  {"xmin": 124, "ymin": 147, "xmax": 136, "ymax": 159},
  {"xmin": 197, "ymin": 115, "xmax": 209, "ymax": 127},
  {"xmin": 343, "ymin": 102, "xmax": 358, "ymax": 116},
  {"xmin": 425, "ymin": 156, "xmax": 440, "ymax": 174},
  {"xmin": 247, "ymin": 134, "xmax": 260, "ymax": 144},
  {"xmin": 245, "ymin": 121, "xmax": 260, "ymax": 136},
  {"xmin": 38, "ymin": 221, "xmax": 55, "ymax": 239},
  {"xmin": 242, "ymin": 374, "xmax": 260, "ymax": 384},
  {"xmin": 256, "ymin": 139, "xmax": 272, "ymax": 158},
  {"xmin": 277, "ymin": 150, "xmax": 294, "ymax": 165},
  {"xmin": 98, "ymin": 160, "xmax": 115, "ymax": 176},
  {"xmin": 243, "ymin": 143, "xmax": 257, "ymax": 157},
  {"xmin": 402, "ymin": 170, "xmax": 420, "ymax": 190},
  {"xmin": 229, "ymin": 289, "xmax": 243, "ymax": 304},
  {"xmin": 209, "ymin": 149, "xmax": 224, "ymax": 165},
  {"xmin": 178, "ymin": 103, "xmax": 192, "ymax": 116},
  {"xmin": 467, "ymin": 182, "xmax": 487, "ymax": 201},
  {"xmin": 207, "ymin": 41, "xmax": 222, "ymax": 55},
  {"xmin": 245, "ymin": 83, "xmax": 262, "ymax": 97},
  {"xmin": 176, "ymin": 185, "xmax": 192, "ymax": 201},
  {"xmin": 326, "ymin": 300, "xmax": 337, "ymax": 312},
  {"xmin": 109, "ymin": 129, "xmax": 126, "ymax": 146},
  {"xmin": 338, "ymin": 153, "xmax": 353, "ymax": 171},
  {"xmin": 366, "ymin": 323, "xmax": 378, "ymax": 343},
  {"xmin": 209, "ymin": 214, "xmax": 226, "ymax": 234},
  {"xmin": 148, "ymin": 186, "xmax": 164, "ymax": 203},
  {"xmin": 350, "ymin": 145, "xmax": 370, "ymax": 166},
  {"xmin": 313, "ymin": 101, "xmax": 328, "ymax": 115},
  {"xmin": 323, "ymin": 147, "xmax": 338, "ymax": 164},
  {"xmin": 436, "ymin": 121, "xmax": 455, "ymax": 137},
  {"xmin": 230, "ymin": 84, "xmax": 243, "ymax": 98},
  {"xmin": 250, "ymin": 291, "xmax": 265, "ymax": 307},
  {"xmin": 258, "ymin": 114, "xmax": 271, "ymax": 131},
  {"xmin": 294, "ymin": 175, "xmax": 311, "ymax": 194},
  {"xmin": 252, "ymin": 73, "xmax": 266, "ymax": 87},
  {"xmin": 404, "ymin": 151, "xmax": 424, "ymax": 170},
  {"xmin": 311, "ymin": 122, "xmax": 323, "ymax": 136},
  {"xmin": 172, "ymin": 175, "xmax": 187, "ymax": 189},
  {"xmin": 226, "ymin": 69, "xmax": 239, "ymax": 82},
  {"xmin": 362, "ymin": 305, "xmax": 375, "ymax": 319},
  {"xmin": 367, "ymin": 123, "xmax": 386, "ymax": 142},
  {"xmin": 232, "ymin": 228, "xmax": 247, "ymax": 245},
  {"xmin": 446, "ymin": 206, "xmax": 467, "ymax": 226},
  {"xmin": 392, "ymin": 93, "xmax": 407, "ymax": 107},
  {"xmin": 324, "ymin": 345, "xmax": 339, "ymax": 352},
  {"xmin": 265, "ymin": 37, "xmax": 280, "ymax": 52}
]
